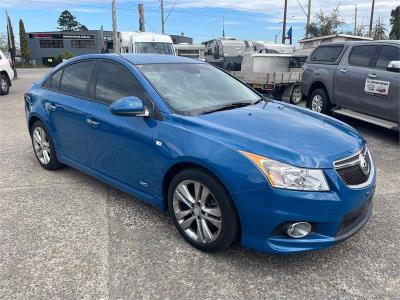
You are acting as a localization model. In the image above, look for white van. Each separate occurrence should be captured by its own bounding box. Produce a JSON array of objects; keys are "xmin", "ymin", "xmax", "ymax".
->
[
  {"xmin": 0, "ymin": 50, "xmax": 14, "ymax": 95},
  {"xmin": 120, "ymin": 32, "xmax": 176, "ymax": 55}
]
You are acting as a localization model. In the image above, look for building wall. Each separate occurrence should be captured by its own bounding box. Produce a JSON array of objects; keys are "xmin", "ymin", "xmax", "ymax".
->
[{"xmin": 28, "ymin": 30, "xmax": 114, "ymax": 66}]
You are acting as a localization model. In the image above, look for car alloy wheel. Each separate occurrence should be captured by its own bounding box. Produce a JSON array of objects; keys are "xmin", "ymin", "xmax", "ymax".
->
[
  {"xmin": 32, "ymin": 127, "xmax": 51, "ymax": 165},
  {"xmin": 172, "ymin": 179, "xmax": 222, "ymax": 244},
  {"xmin": 311, "ymin": 94, "xmax": 323, "ymax": 112}
]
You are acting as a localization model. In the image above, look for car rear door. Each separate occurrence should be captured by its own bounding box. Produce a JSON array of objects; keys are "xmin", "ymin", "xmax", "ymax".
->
[
  {"xmin": 334, "ymin": 44, "xmax": 379, "ymax": 111},
  {"xmin": 45, "ymin": 60, "xmax": 95, "ymax": 166},
  {"xmin": 358, "ymin": 44, "xmax": 400, "ymax": 122},
  {"xmin": 85, "ymin": 60, "xmax": 158, "ymax": 194}
]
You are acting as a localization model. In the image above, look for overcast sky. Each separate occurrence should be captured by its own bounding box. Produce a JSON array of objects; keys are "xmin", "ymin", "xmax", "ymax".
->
[{"xmin": 1, "ymin": 0, "xmax": 398, "ymax": 44}]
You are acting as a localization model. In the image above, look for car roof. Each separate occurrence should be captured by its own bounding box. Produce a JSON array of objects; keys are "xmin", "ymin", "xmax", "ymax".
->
[
  {"xmin": 120, "ymin": 54, "xmax": 203, "ymax": 64},
  {"xmin": 317, "ymin": 40, "xmax": 400, "ymax": 48}
]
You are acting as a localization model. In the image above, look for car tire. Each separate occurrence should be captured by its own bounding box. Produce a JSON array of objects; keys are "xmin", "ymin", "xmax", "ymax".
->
[
  {"xmin": 31, "ymin": 121, "xmax": 63, "ymax": 170},
  {"xmin": 168, "ymin": 169, "xmax": 239, "ymax": 252},
  {"xmin": 0, "ymin": 75, "xmax": 10, "ymax": 95},
  {"xmin": 310, "ymin": 88, "xmax": 331, "ymax": 115},
  {"xmin": 290, "ymin": 85, "xmax": 303, "ymax": 105}
]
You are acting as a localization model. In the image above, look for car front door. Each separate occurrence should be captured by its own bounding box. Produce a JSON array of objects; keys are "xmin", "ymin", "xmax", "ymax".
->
[
  {"xmin": 85, "ymin": 60, "xmax": 158, "ymax": 194},
  {"xmin": 334, "ymin": 44, "xmax": 379, "ymax": 111},
  {"xmin": 45, "ymin": 60, "xmax": 95, "ymax": 166},
  {"xmin": 358, "ymin": 45, "xmax": 400, "ymax": 122}
]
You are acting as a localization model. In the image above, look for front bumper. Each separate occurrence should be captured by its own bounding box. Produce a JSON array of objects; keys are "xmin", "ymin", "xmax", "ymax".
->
[{"xmin": 234, "ymin": 168, "xmax": 376, "ymax": 254}]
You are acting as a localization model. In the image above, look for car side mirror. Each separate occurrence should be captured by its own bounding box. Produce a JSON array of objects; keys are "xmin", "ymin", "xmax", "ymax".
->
[
  {"xmin": 109, "ymin": 96, "xmax": 150, "ymax": 117},
  {"xmin": 387, "ymin": 61, "xmax": 400, "ymax": 73}
]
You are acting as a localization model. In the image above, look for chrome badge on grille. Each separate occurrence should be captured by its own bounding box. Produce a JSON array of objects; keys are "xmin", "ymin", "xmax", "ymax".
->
[{"xmin": 359, "ymin": 153, "xmax": 370, "ymax": 176}]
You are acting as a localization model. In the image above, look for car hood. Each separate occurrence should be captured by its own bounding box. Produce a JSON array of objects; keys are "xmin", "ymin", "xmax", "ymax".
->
[{"xmin": 174, "ymin": 101, "xmax": 364, "ymax": 169}]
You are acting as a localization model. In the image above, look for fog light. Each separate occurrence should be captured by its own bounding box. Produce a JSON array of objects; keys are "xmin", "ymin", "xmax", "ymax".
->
[{"xmin": 286, "ymin": 222, "xmax": 311, "ymax": 238}]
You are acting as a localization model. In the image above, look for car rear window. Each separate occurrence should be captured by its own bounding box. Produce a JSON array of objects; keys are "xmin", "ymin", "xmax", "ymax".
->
[
  {"xmin": 310, "ymin": 46, "xmax": 343, "ymax": 62},
  {"xmin": 59, "ymin": 61, "xmax": 95, "ymax": 98},
  {"xmin": 349, "ymin": 45, "xmax": 378, "ymax": 67}
]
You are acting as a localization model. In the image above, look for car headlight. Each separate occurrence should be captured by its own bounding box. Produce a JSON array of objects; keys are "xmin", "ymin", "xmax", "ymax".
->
[{"xmin": 240, "ymin": 151, "xmax": 330, "ymax": 191}]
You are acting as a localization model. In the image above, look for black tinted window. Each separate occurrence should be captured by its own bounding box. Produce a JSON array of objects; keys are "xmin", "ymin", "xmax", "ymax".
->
[
  {"xmin": 375, "ymin": 46, "xmax": 400, "ymax": 70},
  {"xmin": 349, "ymin": 45, "xmax": 378, "ymax": 67},
  {"xmin": 60, "ymin": 61, "xmax": 95, "ymax": 97},
  {"xmin": 95, "ymin": 61, "xmax": 145, "ymax": 104},
  {"xmin": 311, "ymin": 46, "xmax": 343, "ymax": 61},
  {"xmin": 43, "ymin": 69, "xmax": 63, "ymax": 90}
]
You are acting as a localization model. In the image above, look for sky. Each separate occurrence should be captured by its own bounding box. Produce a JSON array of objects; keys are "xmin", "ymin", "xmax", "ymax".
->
[{"xmin": 0, "ymin": 0, "xmax": 398, "ymax": 46}]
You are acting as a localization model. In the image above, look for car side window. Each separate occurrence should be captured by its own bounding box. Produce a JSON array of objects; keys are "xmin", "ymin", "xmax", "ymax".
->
[
  {"xmin": 375, "ymin": 46, "xmax": 400, "ymax": 70},
  {"xmin": 310, "ymin": 46, "xmax": 343, "ymax": 62},
  {"xmin": 348, "ymin": 45, "xmax": 378, "ymax": 67},
  {"xmin": 60, "ymin": 61, "xmax": 95, "ymax": 98},
  {"xmin": 95, "ymin": 61, "xmax": 146, "ymax": 105},
  {"xmin": 43, "ymin": 69, "xmax": 63, "ymax": 90}
]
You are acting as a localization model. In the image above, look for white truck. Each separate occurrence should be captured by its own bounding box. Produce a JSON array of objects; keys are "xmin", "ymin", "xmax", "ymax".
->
[{"xmin": 119, "ymin": 32, "xmax": 176, "ymax": 55}]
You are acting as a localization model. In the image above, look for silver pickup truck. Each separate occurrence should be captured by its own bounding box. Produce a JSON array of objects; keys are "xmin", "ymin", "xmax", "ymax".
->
[{"xmin": 301, "ymin": 40, "xmax": 399, "ymax": 130}]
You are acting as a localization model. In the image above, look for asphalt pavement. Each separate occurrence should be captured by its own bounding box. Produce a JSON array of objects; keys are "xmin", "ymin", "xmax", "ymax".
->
[{"xmin": 0, "ymin": 68, "xmax": 399, "ymax": 299}]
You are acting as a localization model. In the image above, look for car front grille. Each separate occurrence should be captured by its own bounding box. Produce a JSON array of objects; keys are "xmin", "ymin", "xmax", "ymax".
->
[{"xmin": 334, "ymin": 145, "xmax": 373, "ymax": 188}]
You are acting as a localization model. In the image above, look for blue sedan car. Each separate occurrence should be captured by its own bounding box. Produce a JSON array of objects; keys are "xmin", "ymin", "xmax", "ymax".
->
[{"xmin": 25, "ymin": 54, "xmax": 375, "ymax": 254}]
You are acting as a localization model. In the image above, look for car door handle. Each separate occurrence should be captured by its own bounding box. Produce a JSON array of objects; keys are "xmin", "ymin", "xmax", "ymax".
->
[
  {"xmin": 47, "ymin": 103, "xmax": 58, "ymax": 111},
  {"xmin": 339, "ymin": 69, "xmax": 347, "ymax": 73},
  {"xmin": 368, "ymin": 74, "xmax": 377, "ymax": 78},
  {"xmin": 86, "ymin": 118, "xmax": 100, "ymax": 126}
]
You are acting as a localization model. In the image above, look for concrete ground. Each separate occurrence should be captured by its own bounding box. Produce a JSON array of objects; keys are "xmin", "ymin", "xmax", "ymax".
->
[{"xmin": 0, "ymin": 68, "xmax": 399, "ymax": 299}]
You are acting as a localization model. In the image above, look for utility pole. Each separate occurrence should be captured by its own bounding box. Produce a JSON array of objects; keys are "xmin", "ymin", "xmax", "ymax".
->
[
  {"xmin": 282, "ymin": 0, "xmax": 288, "ymax": 44},
  {"xmin": 222, "ymin": 16, "xmax": 225, "ymax": 37},
  {"xmin": 112, "ymin": 0, "xmax": 119, "ymax": 53},
  {"xmin": 369, "ymin": 0, "xmax": 375, "ymax": 38},
  {"xmin": 160, "ymin": 0, "xmax": 165, "ymax": 34},
  {"xmin": 354, "ymin": 5, "xmax": 358, "ymax": 35},
  {"xmin": 305, "ymin": 0, "xmax": 311, "ymax": 38},
  {"xmin": 138, "ymin": 3, "xmax": 145, "ymax": 32}
]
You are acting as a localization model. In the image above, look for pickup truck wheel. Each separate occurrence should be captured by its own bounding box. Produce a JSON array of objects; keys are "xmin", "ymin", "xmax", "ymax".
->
[{"xmin": 310, "ymin": 88, "xmax": 331, "ymax": 115}]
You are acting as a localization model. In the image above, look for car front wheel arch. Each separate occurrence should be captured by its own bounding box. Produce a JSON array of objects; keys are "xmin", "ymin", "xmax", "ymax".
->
[{"xmin": 162, "ymin": 162, "xmax": 242, "ymax": 232}]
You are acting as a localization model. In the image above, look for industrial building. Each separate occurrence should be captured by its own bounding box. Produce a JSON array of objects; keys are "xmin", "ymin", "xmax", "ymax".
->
[{"xmin": 27, "ymin": 30, "xmax": 115, "ymax": 66}]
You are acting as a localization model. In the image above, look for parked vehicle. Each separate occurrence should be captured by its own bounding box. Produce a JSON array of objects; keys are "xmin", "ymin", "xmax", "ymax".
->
[
  {"xmin": 202, "ymin": 37, "xmax": 254, "ymax": 71},
  {"xmin": 119, "ymin": 31, "xmax": 176, "ymax": 55},
  {"xmin": 25, "ymin": 54, "xmax": 375, "ymax": 254},
  {"xmin": 174, "ymin": 43, "xmax": 205, "ymax": 60},
  {"xmin": 0, "ymin": 50, "xmax": 14, "ymax": 95},
  {"xmin": 302, "ymin": 40, "xmax": 400, "ymax": 130},
  {"xmin": 231, "ymin": 50, "xmax": 307, "ymax": 104}
]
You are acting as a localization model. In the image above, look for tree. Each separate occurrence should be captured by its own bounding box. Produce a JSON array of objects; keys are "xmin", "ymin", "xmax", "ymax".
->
[
  {"xmin": 19, "ymin": 19, "xmax": 30, "ymax": 62},
  {"xmin": 78, "ymin": 24, "xmax": 88, "ymax": 31},
  {"xmin": 57, "ymin": 10, "xmax": 88, "ymax": 31},
  {"xmin": 389, "ymin": 6, "xmax": 400, "ymax": 39},
  {"xmin": 307, "ymin": 7, "xmax": 345, "ymax": 38},
  {"xmin": 372, "ymin": 18, "xmax": 387, "ymax": 40},
  {"xmin": 0, "ymin": 33, "xmax": 8, "ymax": 52},
  {"xmin": 7, "ymin": 15, "xmax": 17, "ymax": 77}
]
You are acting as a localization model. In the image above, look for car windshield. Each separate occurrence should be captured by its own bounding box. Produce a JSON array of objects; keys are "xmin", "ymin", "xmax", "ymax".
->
[
  {"xmin": 137, "ymin": 63, "xmax": 261, "ymax": 115},
  {"xmin": 135, "ymin": 42, "xmax": 174, "ymax": 55}
]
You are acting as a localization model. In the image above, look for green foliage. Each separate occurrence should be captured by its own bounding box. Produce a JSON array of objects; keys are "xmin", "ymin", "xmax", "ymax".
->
[
  {"xmin": 389, "ymin": 6, "xmax": 400, "ymax": 39},
  {"xmin": 19, "ymin": 19, "xmax": 30, "ymax": 62},
  {"xmin": 57, "ymin": 10, "xmax": 88, "ymax": 31},
  {"xmin": 307, "ymin": 7, "xmax": 345, "ymax": 38},
  {"xmin": 372, "ymin": 19, "xmax": 387, "ymax": 40},
  {"xmin": 0, "ymin": 33, "xmax": 8, "ymax": 52},
  {"xmin": 7, "ymin": 16, "xmax": 16, "ymax": 58},
  {"xmin": 54, "ymin": 50, "xmax": 74, "ymax": 66}
]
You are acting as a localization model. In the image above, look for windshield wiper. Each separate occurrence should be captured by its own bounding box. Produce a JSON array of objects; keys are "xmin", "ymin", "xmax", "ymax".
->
[{"xmin": 203, "ymin": 102, "xmax": 254, "ymax": 114}]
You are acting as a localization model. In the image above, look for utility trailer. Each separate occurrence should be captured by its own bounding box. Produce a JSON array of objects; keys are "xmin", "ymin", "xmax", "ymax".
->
[
  {"xmin": 230, "ymin": 52, "xmax": 306, "ymax": 104},
  {"xmin": 231, "ymin": 69, "xmax": 303, "ymax": 104}
]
